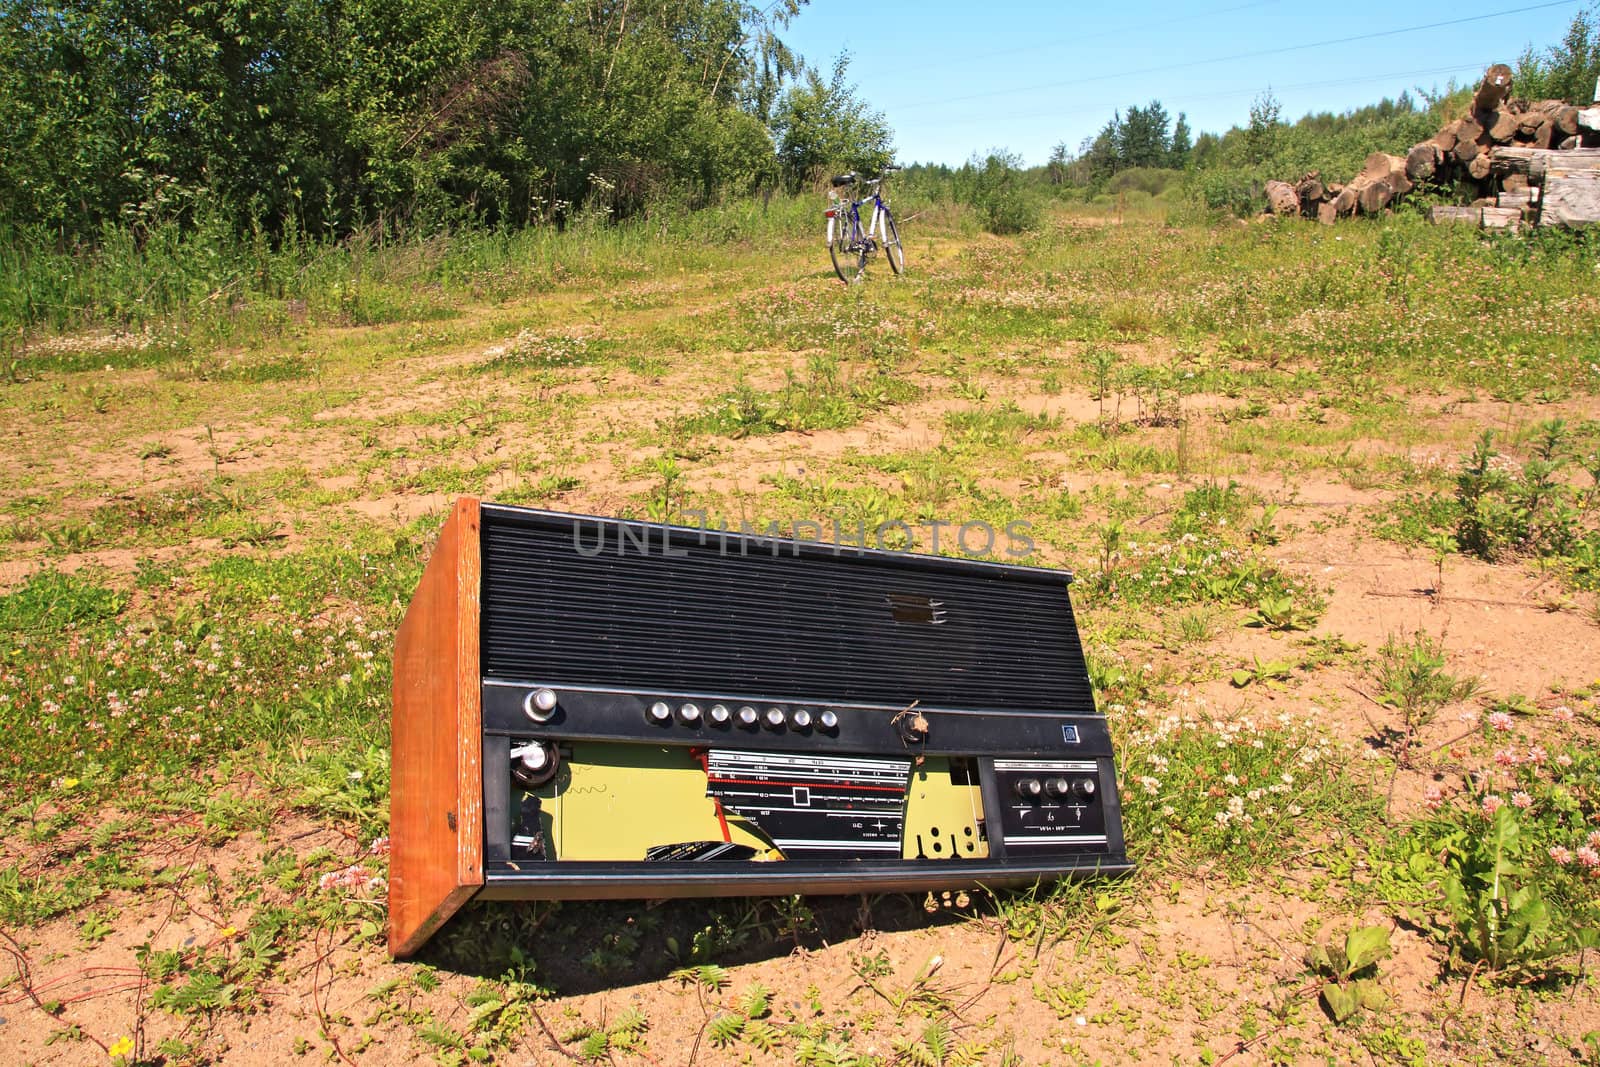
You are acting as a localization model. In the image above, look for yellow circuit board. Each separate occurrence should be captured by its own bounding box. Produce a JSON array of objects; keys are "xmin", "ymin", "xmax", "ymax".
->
[{"xmin": 529, "ymin": 745, "xmax": 988, "ymax": 862}]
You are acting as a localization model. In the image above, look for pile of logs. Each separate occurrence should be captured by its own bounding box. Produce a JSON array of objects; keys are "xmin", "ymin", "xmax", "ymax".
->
[{"xmin": 1263, "ymin": 64, "xmax": 1600, "ymax": 230}]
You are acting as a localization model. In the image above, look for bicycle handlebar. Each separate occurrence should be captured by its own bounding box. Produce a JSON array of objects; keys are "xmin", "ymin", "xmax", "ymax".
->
[{"xmin": 830, "ymin": 166, "xmax": 899, "ymax": 187}]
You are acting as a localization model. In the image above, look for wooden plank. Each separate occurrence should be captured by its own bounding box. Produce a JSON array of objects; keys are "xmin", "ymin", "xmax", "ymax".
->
[
  {"xmin": 1488, "ymin": 146, "xmax": 1600, "ymax": 180},
  {"xmin": 1480, "ymin": 207, "xmax": 1522, "ymax": 232},
  {"xmin": 389, "ymin": 496, "xmax": 484, "ymax": 957},
  {"xmin": 1539, "ymin": 171, "xmax": 1600, "ymax": 228},
  {"xmin": 1430, "ymin": 205, "xmax": 1480, "ymax": 225}
]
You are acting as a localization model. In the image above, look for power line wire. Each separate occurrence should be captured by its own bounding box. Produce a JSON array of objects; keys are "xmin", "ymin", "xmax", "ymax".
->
[
  {"xmin": 926, "ymin": 60, "xmax": 1490, "ymax": 133},
  {"xmin": 959, "ymin": 0, "xmax": 1284, "ymax": 64},
  {"xmin": 887, "ymin": 0, "xmax": 1577, "ymax": 112}
]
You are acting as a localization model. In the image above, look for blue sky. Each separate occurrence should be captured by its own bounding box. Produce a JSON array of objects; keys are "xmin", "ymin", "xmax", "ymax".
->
[{"xmin": 778, "ymin": 0, "xmax": 1588, "ymax": 166}]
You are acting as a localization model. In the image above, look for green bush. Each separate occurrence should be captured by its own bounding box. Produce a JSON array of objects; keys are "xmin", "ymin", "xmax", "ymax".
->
[
  {"xmin": 1105, "ymin": 167, "xmax": 1181, "ymax": 197},
  {"xmin": 1384, "ymin": 737, "xmax": 1600, "ymax": 977},
  {"xmin": 958, "ymin": 151, "xmax": 1043, "ymax": 235},
  {"xmin": 1456, "ymin": 424, "xmax": 1594, "ymax": 565}
]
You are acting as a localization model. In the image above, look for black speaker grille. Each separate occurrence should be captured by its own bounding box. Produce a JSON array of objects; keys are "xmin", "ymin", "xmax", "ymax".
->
[{"xmin": 479, "ymin": 506, "xmax": 1098, "ymax": 714}]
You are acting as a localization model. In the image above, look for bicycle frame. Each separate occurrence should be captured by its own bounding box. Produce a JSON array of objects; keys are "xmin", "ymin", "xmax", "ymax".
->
[{"xmin": 827, "ymin": 180, "xmax": 889, "ymax": 251}]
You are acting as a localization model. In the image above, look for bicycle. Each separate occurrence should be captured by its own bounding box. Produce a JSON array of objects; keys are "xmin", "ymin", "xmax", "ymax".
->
[{"xmin": 825, "ymin": 168, "xmax": 904, "ymax": 284}]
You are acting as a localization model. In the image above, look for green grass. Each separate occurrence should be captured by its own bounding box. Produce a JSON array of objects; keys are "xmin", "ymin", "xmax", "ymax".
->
[
  {"xmin": 2, "ymin": 198, "xmax": 1598, "ymax": 1064},
  {"xmin": 0, "ymin": 543, "xmax": 416, "ymax": 794}
]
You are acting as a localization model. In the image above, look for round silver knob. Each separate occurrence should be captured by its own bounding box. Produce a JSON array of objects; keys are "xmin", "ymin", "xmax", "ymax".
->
[
  {"xmin": 647, "ymin": 701, "xmax": 672, "ymax": 723},
  {"xmin": 819, "ymin": 710, "xmax": 839, "ymax": 730},
  {"xmin": 764, "ymin": 707, "xmax": 786, "ymax": 728},
  {"xmin": 709, "ymin": 704, "xmax": 731, "ymax": 724},
  {"xmin": 1014, "ymin": 778, "xmax": 1042, "ymax": 799},
  {"xmin": 1076, "ymin": 777, "xmax": 1098, "ymax": 799},
  {"xmin": 1044, "ymin": 777, "xmax": 1072, "ymax": 798},
  {"xmin": 737, "ymin": 705, "xmax": 759, "ymax": 726},
  {"xmin": 791, "ymin": 709, "xmax": 813, "ymax": 729},
  {"xmin": 524, "ymin": 688, "xmax": 559, "ymax": 722},
  {"xmin": 509, "ymin": 740, "xmax": 558, "ymax": 786},
  {"xmin": 679, "ymin": 702, "xmax": 702, "ymax": 723}
]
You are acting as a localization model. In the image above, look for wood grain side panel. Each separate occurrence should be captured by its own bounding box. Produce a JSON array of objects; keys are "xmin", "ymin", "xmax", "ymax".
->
[
  {"xmin": 455, "ymin": 500, "xmax": 484, "ymax": 888},
  {"xmin": 388, "ymin": 497, "xmax": 485, "ymax": 957}
]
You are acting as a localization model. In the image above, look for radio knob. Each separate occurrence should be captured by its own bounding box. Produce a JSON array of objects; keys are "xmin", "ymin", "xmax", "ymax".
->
[
  {"xmin": 524, "ymin": 687, "xmax": 559, "ymax": 722},
  {"xmin": 679, "ymin": 702, "xmax": 702, "ymax": 723},
  {"xmin": 791, "ymin": 708, "xmax": 813, "ymax": 729},
  {"xmin": 1044, "ymin": 777, "xmax": 1072, "ymax": 798},
  {"xmin": 1014, "ymin": 778, "xmax": 1043, "ymax": 799},
  {"xmin": 709, "ymin": 704, "xmax": 731, "ymax": 724},
  {"xmin": 819, "ymin": 710, "xmax": 839, "ymax": 731},
  {"xmin": 763, "ymin": 707, "xmax": 786, "ymax": 728},
  {"xmin": 510, "ymin": 740, "xmax": 558, "ymax": 786},
  {"xmin": 737, "ymin": 705, "xmax": 759, "ymax": 727},
  {"xmin": 647, "ymin": 701, "xmax": 672, "ymax": 723},
  {"xmin": 1075, "ymin": 777, "xmax": 1098, "ymax": 799}
]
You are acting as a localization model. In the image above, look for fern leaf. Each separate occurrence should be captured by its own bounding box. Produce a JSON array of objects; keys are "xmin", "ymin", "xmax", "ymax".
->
[
  {"xmin": 951, "ymin": 1039, "xmax": 989, "ymax": 1067},
  {"xmin": 739, "ymin": 981, "xmax": 771, "ymax": 1019},
  {"xmin": 742, "ymin": 1019, "xmax": 782, "ymax": 1053},
  {"xmin": 418, "ymin": 1022, "xmax": 465, "ymax": 1050},
  {"xmin": 891, "ymin": 1035, "xmax": 936, "ymax": 1067},
  {"xmin": 611, "ymin": 1007, "xmax": 648, "ymax": 1036},
  {"xmin": 561, "ymin": 1022, "xmax": 599, "ymax": 1042},
  {"xmin": 708, "ymin": 1013, "xmax": 745, "ymax": 1047},
  {"xmin": 815, "ymin": 1038, "xmax": 856, "ymax": 1066}
]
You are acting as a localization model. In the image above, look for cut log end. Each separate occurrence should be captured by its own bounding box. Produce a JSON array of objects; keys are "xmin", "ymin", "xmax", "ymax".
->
[
  {"xmin": 1405, "ymin": 142, "xmax": 1439, "ymax": 182},
  {"xmin": 1472, "ymin": 64, "xmax": 1514, "ymax": 115}
]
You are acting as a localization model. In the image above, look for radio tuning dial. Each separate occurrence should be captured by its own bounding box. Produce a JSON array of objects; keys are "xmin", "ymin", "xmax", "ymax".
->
[
  {"xmin": 737, "ymin": 705, "xmax": 759, "ymax": 727},
  {"xmin": 510, "ymin": 740, "xmax": 558, "ymax": 786},
  {"xmin": 709, "ymin": 704, "xmax": 731, "ymax": 724},
  {"xmin": 763, "ymin": 707, "xmax": 786, "ymax": 728},
  {"xmin": 647, "ymin": 701, "xmax": 672, "ymax": 723},
  {"xmin": 1014, "ymin": 777, "xmax": 1043, "ymax": 799}
]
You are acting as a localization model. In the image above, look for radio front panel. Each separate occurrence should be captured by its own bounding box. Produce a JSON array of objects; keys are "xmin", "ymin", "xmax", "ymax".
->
[{"xmin": 388, "ymin": 499, "xmax": 1131, "ymax": 955}]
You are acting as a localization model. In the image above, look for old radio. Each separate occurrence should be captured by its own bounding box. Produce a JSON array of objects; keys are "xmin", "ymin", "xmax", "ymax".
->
[{"xmin": 388, "ymin": 498, "xmax": 1130, "ymax": 957}]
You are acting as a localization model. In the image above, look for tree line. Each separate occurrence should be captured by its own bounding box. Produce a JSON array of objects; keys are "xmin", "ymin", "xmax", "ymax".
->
[
  {"xmin": 1041, "ymin": 3, "xmax": 1597, "ymax": 201},
  {"xmin": 0, "ymin": 0, "xmax": 893, "ymax": 245},
  {"xmin": 1051, "ymin": 101, "xmax": 1193, "ymax": 185}
]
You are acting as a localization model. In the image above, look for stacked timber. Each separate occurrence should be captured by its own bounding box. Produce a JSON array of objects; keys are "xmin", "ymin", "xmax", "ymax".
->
[
  {"xmin": 1280, "ymin": 152, "xmax": 1414, "ymax": 220},
  {"xmin": 1268, "ymin": 64, "xmax": 1600, "ymax": 231}
]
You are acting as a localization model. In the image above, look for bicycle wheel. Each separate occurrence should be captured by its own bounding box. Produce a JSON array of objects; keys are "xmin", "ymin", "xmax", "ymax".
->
[
  {"xmin": 830, "ymin": 212, "xmax": 868, "ymax": 284},
  {"xmin": 881, "ymin": 209, "xmax": 905, "ymax": 275}
]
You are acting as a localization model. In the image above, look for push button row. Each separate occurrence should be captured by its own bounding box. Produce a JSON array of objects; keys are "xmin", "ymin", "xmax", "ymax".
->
[{"xmin": 647, "ymin": 701, "xmax": 838, "ymax": 732}]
